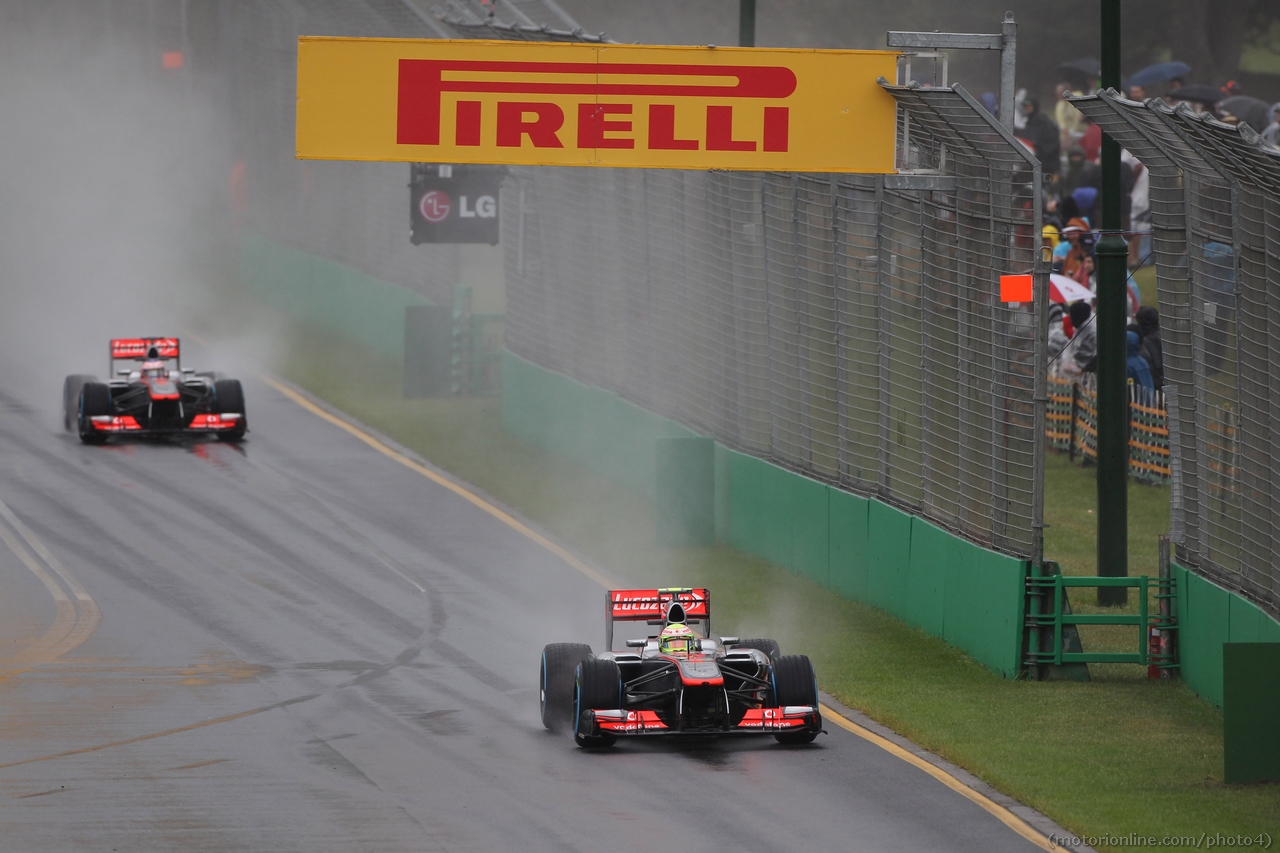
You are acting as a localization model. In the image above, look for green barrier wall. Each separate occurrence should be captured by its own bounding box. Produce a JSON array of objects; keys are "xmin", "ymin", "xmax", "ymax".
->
[
  {"xmin": 240, "ymin": 232, "xmax": 430, "ymax": 360},
  {"xmin": 1173, "ymin": 564, "xmax": 1280, "ymax": 708},
  {"xmin": 503, "ymin": 352, "xmax": 1028, "ymax": 677}
]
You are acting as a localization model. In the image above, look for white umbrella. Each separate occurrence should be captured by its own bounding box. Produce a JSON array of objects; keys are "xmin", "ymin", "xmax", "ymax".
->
[{"xmin": 1049, "ymin": 274, "xmax": 1093, "ymax": 304}]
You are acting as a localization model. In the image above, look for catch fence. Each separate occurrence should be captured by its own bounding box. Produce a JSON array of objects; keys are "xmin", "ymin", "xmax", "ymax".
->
[
  {"xmin": 1071, "ymin": 90, "xmax": 1280, "ymax": 621},
  {"xmin": 503, "ymin": 84, "xmax": 1047, "ymax": 560}
]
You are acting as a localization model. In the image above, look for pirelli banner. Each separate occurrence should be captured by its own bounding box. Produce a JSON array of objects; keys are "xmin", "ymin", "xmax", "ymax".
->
[{"xmin": 296, "ymin": 39, "xmax": 899, "ymax": 173}]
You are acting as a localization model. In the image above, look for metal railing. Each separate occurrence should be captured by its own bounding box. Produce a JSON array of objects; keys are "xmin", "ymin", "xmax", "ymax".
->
[{"xmin": 1071, "ymin": 91, "xmax": 1280, "ymax": 622}]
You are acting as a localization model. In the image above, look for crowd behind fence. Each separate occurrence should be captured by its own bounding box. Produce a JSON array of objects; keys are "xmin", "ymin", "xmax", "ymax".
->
[{"xmin": 1071, "ymin": 91, "xmax": 1280, "ymax": 621}]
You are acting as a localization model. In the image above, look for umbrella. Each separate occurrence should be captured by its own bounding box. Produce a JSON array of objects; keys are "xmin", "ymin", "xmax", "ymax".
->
[
  {"xmin": 1164, "ymin": 84, "xmax": 1223, "ymax": 107},
  {"xmin": 1050, "ymin": 274, "xmax": 1093, "ymax": 304},
  {"xmin": 1126, "ymin": 61, "xmax": 1191, "ymax": 90},
  {"xmin": 1057, "ymin": 58, "xmax": 1101, "ymax": 84},
  {"xmin": 1219, "ymin": 96, "xmax": 1274, "ymax": 133}
]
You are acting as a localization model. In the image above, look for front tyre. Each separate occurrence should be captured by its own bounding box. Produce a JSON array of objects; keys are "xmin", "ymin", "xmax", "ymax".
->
[
  {"xmin": 540, "ymin": 642, "xmax": 592, "ymax": 732},
  {"xmin": 78, "ymin": 382, "xmax": 111, "ymax": 445},
  {"xmin": 213, "ymin": 378, "xmax": 247, "ymax": 442},
  {"xmin": 771, "ymin": 654, "xmax": 821, "ymax": 745},
  {"xmin": 573, "ymin": 658, "xmax": 620, "ymax": 748},
  {"xmin": 63, "ymin": 375, "xmax": 96, "ymax": 432}
]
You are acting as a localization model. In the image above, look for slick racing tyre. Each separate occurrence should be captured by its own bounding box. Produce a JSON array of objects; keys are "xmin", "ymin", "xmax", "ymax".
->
[
  {"xmin": 771, "ymin": 654, "xmax": 821, "ymax": 745},
  {"xmin": 540, "ymin": 643, "xmax": 592, "ymax": 733},
  {"xmin": 212, "ymin": 379, "xmax": 247, "ymax": 442},
  {"xmin": 736, "ymin": 638, "xmax": 781, "ymax": 661},
  {"xmin": 573, "ymin": 658, "xmax": 620, "ymax": 748},
  {"xmin": 63, "ymin": 375, "xmax": 96, "ymax": 432},
  {"xmin": 78, "ymin": 382, "xmax": 112, "ymax": 445}
]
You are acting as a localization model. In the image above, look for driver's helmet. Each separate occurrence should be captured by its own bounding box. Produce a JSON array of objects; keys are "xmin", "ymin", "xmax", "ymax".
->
[
  {"xmin": 658, "ymin": 623, "xmax": 696, "ymax": 656},
  {"xmin": 141, "ymin": 359, "xmax": 167, "ymax": 379}
]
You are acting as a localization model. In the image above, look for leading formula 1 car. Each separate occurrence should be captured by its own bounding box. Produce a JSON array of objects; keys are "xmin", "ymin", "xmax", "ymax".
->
[
  {"xmin": 540, "ymin": 588, "xmax": 823, "ymax": 747},
  {"xmin": 63, "ymin": 338, "xmax": 246, "ymax": 444}
]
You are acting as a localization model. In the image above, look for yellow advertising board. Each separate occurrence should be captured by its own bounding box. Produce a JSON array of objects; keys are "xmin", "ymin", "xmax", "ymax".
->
[{"xmin": 296, "ymin": 38, "xmax": 899, "ymax": 172}]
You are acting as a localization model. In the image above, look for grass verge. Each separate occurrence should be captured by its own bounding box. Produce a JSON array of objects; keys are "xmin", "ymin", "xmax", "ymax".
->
[{"xmin": 276, "ymin": 326, "xmax": 1277, "ymax": 852}]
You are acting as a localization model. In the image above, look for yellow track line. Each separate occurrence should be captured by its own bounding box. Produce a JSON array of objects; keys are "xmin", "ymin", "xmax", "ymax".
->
[
  {"xmin": 259, "ymin": 376, "xmax": 617, "ymax": 589},
  {"xmin": 820, "ymin": 703, "xmax": 1053, "ymax": 851},
  {"xmin": 265, "ymin": 374, "xmax": 1053, "ymax": 851}
]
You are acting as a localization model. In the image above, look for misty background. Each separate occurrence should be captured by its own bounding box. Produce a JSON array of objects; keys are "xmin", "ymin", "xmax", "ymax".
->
[{"xmin": 1, "ymin": 0, "xmax": 1276, "ymax": 414}]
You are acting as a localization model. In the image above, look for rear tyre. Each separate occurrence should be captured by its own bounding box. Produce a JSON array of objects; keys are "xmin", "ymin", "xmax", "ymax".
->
[
  {"xmin": 573, "ymin": 658, "xmax": 620, "ymax": 748},
  {"xmin": 736, "ymin": 638, "xmax": 781, "ymax": 661},
  {"xmin": 771, "ymin": 654, "xmax": 821, "ymax": 745},
  {"xmin": 212, "ymin": 379, "xmax": 247, "ymax": 441},
  {"xmin": 78, "ymin": 382, "xmax": 111, "ymax": 445},
  {"xmin": 540, "ymin": 642, "xmax": 592, "ymax": 732},
  {"xmin": 63, "ymin": 375, "xmax": 96, "ymax": 432}
]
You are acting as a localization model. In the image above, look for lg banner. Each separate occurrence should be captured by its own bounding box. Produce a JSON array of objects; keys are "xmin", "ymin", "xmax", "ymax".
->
[
  {"xmin": 409, "ymin": 163, "xmax": 501, "ymax": 245},
  {"xmin": 296, "ymin": 39, "xmax": 898, "ymax": 173}
]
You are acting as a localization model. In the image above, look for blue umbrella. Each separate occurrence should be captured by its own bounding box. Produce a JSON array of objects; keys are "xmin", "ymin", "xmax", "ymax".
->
[{"xmin": 1126, "ymin": 61, "xmax": 1192, "ymax": 90}]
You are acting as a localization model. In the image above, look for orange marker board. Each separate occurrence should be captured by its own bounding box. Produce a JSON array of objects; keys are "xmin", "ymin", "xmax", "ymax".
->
[{"xmin": 296, "ymin": 38, "xmax": 899, "ymax": 172}]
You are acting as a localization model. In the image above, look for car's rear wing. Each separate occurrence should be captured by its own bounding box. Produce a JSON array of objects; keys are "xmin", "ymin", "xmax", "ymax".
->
[
  {"xmin": 605, "ymin": 587, "xmax": 710, "ymax": 650},
  {"xmin": 110, "ymin": 338, "xmax": 180, "ymax": 373}
]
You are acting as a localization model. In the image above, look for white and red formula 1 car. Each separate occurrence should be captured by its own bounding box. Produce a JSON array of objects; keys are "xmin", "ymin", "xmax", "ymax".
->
[
  {"xmin": 540, "ymin": 588, "xmax": 823, "ymax": 747},
  {"xmin": 64, "ymin": 338, "xmax": 246, "ymax": 443}
]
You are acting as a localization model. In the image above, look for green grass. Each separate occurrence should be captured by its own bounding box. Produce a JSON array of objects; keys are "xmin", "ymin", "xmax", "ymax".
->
[{"xmin": 274, "ymin": 326, "xmax": 1278, "ymax": 852}]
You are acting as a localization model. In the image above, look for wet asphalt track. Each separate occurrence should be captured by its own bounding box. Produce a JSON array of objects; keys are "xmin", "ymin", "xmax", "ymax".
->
[{"xmin": 0, "ymin": 362, "xmax": 1046, "ymax": 852}]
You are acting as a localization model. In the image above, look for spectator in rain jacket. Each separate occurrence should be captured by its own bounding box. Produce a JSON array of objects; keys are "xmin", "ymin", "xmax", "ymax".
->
[
  {"xmin": 1018, "ymin": 98, "xmax": 1061, "ymax": 176},
  {"xmin": 1069, "ymin": 301, "xmax": 1097, "ymax": 373},
  {"xmin": 1136, "ymin": 306, "xmax": 1163, "ymax": 387},
  {"xmin": 1047, "ymin": 303, "xmax": 1072, "ymax": 362},
  {"xmin": 1127, "ymin": 331, "xmax": 1154, "ymax": 390}
]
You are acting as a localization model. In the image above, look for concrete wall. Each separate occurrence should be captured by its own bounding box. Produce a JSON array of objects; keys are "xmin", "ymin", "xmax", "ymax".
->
[{"xmin": 1173, "ymin": 565, "xmax": 1280, "ymax": 708}]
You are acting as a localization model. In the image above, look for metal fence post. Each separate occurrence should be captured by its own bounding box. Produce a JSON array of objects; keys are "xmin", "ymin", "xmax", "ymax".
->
[
  {"xmin": 998, "ymin": 12, "xmax": 1016, "ymax": 133},
  {"xmin": 874, "ymin": 174, "xmax": 891, "ymax": 496}
]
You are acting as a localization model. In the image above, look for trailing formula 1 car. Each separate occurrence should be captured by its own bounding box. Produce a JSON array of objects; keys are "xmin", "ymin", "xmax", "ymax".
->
[
  {"xmin": 63, "ymin": 338, "xmax": 246, "ymax": 444},
  {"xmin": 540, "ymin": 588, "xmax": 823, "ymax": 747}
]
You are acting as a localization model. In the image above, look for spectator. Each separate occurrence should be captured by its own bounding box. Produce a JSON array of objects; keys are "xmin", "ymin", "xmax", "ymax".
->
[
  {"xmin": 1136, "ymin": 306, "xmax": 1163, "ymax": 386},
  {"xmin": 1126, "ymin": 330, "xmax": 1154, "ymax": 389},
  {"xmin": 1055, "ymin": 82, "xmax": 1089, "ymax": 152},
  {"xmin": 1018, "ymin": 98, "xmax": 1061, "ymax": 175},
  {"xmin": 1128, "ymin": 153, "xmax": 1150, "ymax": 268},
  {"xmin": 1069, "ymin": 301, "xmax": 1097, "ymax": 373},
  {"xmin": 1072, "ymin": 186, "xmax": 1099, "ymax": 228},
  {"xmin": 1047, "ymin": 302, "xmax": 1071, "ymax": 361},
  {"xmin": 1262, "ymin": 103, "xmax": 1280, "ymax": 147},
  {"xmin": 981, "ymin": 91, "xmax": 999, "ymax": 117},
  {"xmin": 1078, "ymin": 252, "xmax": 1097, "ymax": 290},
  {"xmin": 1080, "ymin": 119, "xmax": 1103, "ymax": 162},
  {"xmin": 1128, "ymin": 83, "xmax": 1146, "ymax": 100},
  {"xmin": 1060, "ymin": 145, "xmax": 1100, "ymax": 199},
  {"xmin": 1059, "ymin": 219, "xmax": 1091, "ymax": 277}
]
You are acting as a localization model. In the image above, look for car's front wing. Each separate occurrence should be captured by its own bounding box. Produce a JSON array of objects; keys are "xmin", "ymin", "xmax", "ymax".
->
[
  {"xmin": 589, "ymin": 705, "xmax": 821, "ymax": 737},
  {"xmin": 87, "ymin": 413, "xmax": 243, "ymax": 434}
]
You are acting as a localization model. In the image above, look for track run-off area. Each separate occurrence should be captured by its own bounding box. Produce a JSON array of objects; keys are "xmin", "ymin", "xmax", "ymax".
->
[{"xmin": 0, "ymin": 343, "xmax": 1059, "ymax": 851}]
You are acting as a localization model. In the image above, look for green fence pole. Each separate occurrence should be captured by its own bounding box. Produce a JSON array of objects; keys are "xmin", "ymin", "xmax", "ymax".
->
[
  {"xmin": 1096, "ymin": 0, "xmax": 1129, "ymax": 605},
  {"xmin": 738, "ymin": 0, "xmax": 755, "ymax": 47}
]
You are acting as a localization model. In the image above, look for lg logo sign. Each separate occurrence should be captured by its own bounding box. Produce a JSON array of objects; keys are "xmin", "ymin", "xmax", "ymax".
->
[
  {"xmin": 418, "ymin": 190, "xmax": 496, "ymax": 223},
  {"xmin": 409, "ymin": 163, "xmax": 502, "ymax": 245}
]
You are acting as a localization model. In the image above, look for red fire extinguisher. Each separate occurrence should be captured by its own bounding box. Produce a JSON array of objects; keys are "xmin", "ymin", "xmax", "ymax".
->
[{"xmin": 1147, "ymin": 627, "xmax": 1161, "ymax": 679}]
